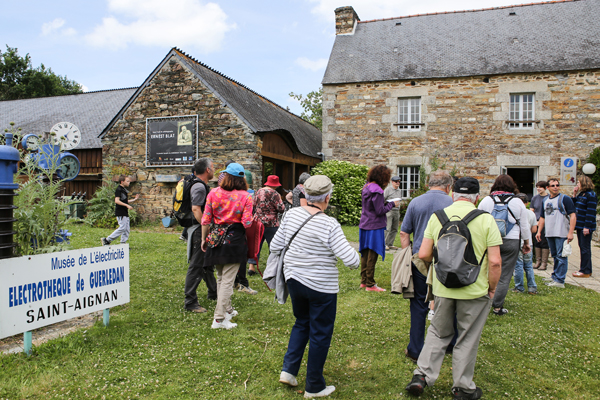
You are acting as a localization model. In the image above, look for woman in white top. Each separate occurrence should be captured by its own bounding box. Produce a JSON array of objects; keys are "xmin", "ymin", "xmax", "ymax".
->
[
  {"xmin": 271, "ymin": 175, "xmax": 359, "ymax": 399},
  {"xmin": 478, "ymin": 175, "xmax": 531, "ymax": 316}
]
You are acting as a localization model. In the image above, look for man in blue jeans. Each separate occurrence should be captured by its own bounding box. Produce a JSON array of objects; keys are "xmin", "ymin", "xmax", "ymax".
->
[
  {"xmin": 400, "ymin": 170, "xmax": 453, "ymax": 362},
  {"xmin": 536, "ymin": 178, "xmax": 576, "ymax": 288}
]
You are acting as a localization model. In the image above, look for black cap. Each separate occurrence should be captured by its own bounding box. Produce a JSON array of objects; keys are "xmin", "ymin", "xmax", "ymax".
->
[{"xmin": 453, "ymin": 177, "xmax": 479, "ymax": 194}]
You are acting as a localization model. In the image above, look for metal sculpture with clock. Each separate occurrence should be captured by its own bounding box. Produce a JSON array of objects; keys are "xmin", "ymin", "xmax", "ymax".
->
[{"xmin": 21, "ymin": 122, "xmax": 82, "ymax": 181}]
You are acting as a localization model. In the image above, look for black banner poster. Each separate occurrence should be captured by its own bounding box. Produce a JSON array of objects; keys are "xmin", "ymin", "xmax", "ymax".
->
[{"xmin": 146, "ymin": 116, "xmax": 196, "ymax": 165}]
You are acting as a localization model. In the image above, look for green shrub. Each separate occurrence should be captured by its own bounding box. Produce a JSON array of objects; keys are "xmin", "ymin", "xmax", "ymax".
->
[
  {"xmin": 86, "ymin": 178, "xmax": 119, "ymax": 228},
  {"xmin": 311, "ymin": 160, "xmax": 368, "ymax": 225},
  {"xmin": 586, "ymin": 147, "xmax": 600, "ymax": 195}
]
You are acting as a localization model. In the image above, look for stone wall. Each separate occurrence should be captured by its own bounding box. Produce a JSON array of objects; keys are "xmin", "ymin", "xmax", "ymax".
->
[
  {"xmin": 323, "ymin": 70, "xmax": 600, "ymax": 193},
  {"xmin": 102, "ymin": 57, "xmax": 262, "ymax": 219}
]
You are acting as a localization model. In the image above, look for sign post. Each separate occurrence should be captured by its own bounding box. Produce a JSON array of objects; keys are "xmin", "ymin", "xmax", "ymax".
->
[
  {"xmin": 560, "ymin": 157, "xmax": 578, "ymax": 185},
  {"xmin": 1, "ymin": 245, "xmax": 130, "ymax": 353}
]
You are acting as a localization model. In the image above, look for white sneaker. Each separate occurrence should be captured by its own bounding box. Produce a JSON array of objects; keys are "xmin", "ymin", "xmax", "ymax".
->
[
  {"xmin": 225, "ymin": 310, "xmax": 238, "ymax": 321},
  {"xmin": 542, "ymin": 276, "xmax": 554, "ymax": 282},
  {"xmin": 545, "ymin": 280, "xmax": 565, "ymax": 288},
  {"xmin": 211, "ymin": 319, "xmax": 237, "ymax": 329},
  {"xmin": 279, "ymin": 371, "xmax": 298, "ymax": 387},
  {"xmin": 304, "ymin": 385, "xmax": 335, "ymax": 398},
  {"xmin": 428, "ymin": 310, "xmax": 434, "ymax": 321}
]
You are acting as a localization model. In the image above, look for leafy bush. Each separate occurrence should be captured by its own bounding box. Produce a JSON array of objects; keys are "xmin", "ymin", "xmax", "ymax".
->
[
  {"xmin": 586, "ymin": 147, "xmax": 600, "ymax": 195},
  {"xmin": 311, "ymin": 160, "xmax": 368, "ymax": 225},
  {"xmin": 85, "ymin": 178, "xmax": 119, "ymax": 228}
]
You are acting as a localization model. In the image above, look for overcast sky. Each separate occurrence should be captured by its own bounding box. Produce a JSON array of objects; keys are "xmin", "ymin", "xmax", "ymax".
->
[{"xmin": 3, "ymin": 0, "xmax": 536, "ymax": 115}]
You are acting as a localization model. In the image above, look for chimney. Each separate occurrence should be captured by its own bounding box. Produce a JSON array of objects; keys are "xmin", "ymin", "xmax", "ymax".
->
[{"xmin": 335, "ymin": 6, "xmax": 360, "ymax": 35}]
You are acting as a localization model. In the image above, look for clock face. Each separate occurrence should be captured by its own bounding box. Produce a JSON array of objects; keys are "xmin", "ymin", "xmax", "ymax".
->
[
  {"xmin": 50, "ymin": 122, "xmax": 81, "ymax": 151},
  {"xmin": 22, "ymin": 134, "xmax": 40, "ymax": 151},
  {"xmin": 57, "ymin": 154, "xmax": 81, "ymax": 181}
]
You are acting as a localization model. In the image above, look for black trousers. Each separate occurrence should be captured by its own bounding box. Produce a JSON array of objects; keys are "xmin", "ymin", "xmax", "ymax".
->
[
  {"xmin": 184, "ymin": 227, "xmax": 217, "ymax": 309},
  {"xmin": 234, "ymin": 262, "xmax": 249, "ymax": 287}
]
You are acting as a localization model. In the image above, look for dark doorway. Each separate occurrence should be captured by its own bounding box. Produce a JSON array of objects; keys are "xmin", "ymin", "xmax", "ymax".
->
[{"xmin": 507, "ymin": 168, "xmax": 535, "ymax": 199}]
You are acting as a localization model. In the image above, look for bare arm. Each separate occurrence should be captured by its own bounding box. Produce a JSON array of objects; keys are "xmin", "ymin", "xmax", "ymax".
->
[
  {"xmin": 487, "ymin": 245, "xmax": 502, "ymax": 298},
  {"xmin": 400, "ymin": 231, "xmax": 411, "ymax": 249},
  {"xmin": 567, "ymin": 213, "xmax": 576, "ymax": 243},
  {"xmin": 200, "ymin": 224, "xmax": 210, "ymax": 252},
  {"xmin": 285, "ymin": 191, "xmax": 293, "ymax": 203},
  {"xmin": 192, "ymin": 205, "xmax": 203, "ymax": 225},
  {"xmin": 115, "ymin": 197, "xmax": 132, "ymax": 210},
  {"xmin": 418, "ymin": 238, "xmax": 434, "ymax": 263},
  {"xmin": 536, "ymin": 217, "xmax": 545, "ymax": 242}
]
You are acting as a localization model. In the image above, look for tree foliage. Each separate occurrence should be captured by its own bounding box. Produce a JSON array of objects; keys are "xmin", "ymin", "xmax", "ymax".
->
[
  {"xmin": 0, "ymin": 46, "xmax": 82, "ymax": 100},
  {"xmin": 289, "ymin": 87, "xmax": 323, "ymax": 130},
  {"xmin": 585, "ymin": 147, "xmax": 600, "ymax": 195},
  {"xmin": 311, "ymin": 160, "xmax": 369, "ymax": 225}
]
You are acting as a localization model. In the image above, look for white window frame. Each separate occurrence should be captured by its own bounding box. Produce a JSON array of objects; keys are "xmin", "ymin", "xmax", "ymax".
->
[
  {"xmin": 397, "ymin": 166, "xmax": 420, "ymax": 199},
  {"xmin": 396, "ymin": 97, "xmax": 422, "ymax": 131},
  {"xmin": 508, "ymin": 93, "xmax": 535, "ymax": 129}
]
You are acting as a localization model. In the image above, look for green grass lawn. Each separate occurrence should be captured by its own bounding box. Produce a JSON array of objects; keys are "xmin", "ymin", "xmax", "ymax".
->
[{"xmin": 1, "ymin": 223, "xmax": 599, "ymax": 399}]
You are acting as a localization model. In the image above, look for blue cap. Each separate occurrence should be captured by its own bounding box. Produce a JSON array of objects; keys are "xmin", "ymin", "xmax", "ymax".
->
[{"xmin": 224, "ymin": 162, "xmax": 245, "ymax": 177}]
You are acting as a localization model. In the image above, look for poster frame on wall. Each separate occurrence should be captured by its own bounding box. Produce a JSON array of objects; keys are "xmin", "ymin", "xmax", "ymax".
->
[{"xmin": 145, "ymin": 115, "xmax": 198, "ymax": 167}]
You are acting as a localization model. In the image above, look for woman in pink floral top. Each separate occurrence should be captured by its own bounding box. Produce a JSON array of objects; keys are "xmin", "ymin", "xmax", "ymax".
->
[
  {"xmin": 252, "ymin": 175, "xmax": 286, "ymax": 272},
  {"xmin": 201, "ymin": 163, "xmax": 253, "ymax": 330}
]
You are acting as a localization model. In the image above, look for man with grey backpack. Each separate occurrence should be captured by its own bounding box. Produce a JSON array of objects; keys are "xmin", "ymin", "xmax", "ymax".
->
[
  {"xmin": 535, "ymin": 178, "xmax": 576, "ymax": 288},
  {"xmin": 477, "ymin": 175, "xmax": 531, "ymax": 316},
  {"xmin": 405, "ymin": 177, "xmax": 502, "ymax": 400}
]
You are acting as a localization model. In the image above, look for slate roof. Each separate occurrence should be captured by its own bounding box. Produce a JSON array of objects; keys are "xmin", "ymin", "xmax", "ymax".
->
[
  {"xmin": 0, "ymin": 88, "xmax": 137, "ymax": 150},
  {"xmin": 323, "ymin": 0, "xmax": 600, "ymax": 84},
  {"xmin": 101, "ymin": 48, "xmax": 322, "ymax": 159}
]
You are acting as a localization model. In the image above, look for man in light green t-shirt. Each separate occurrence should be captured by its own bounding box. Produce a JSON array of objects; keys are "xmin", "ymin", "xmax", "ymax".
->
[{"xmin": 405, "ymin": 177, "xmax": 502, "ymax": 400}]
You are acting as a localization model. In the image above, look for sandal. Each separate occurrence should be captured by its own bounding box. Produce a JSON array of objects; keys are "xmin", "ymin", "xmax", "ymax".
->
[{"xmin": 572, "ymin": 272, "xmax": 591, "ymax": 278}]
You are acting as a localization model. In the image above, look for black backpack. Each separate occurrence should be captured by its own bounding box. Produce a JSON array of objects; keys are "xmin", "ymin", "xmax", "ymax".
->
[
  {"xmin": 432, "ymin": 209, "xmax": 488, "ymax": 289},
  {"xmin": 173, "ymin": 174, "xmax": 209, "ymax": 227}
]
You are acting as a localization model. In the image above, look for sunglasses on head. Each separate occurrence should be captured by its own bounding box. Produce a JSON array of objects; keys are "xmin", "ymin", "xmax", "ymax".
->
[{"xmin": 549, "ymin": 184, "xmax": 560, "ymax": 187}]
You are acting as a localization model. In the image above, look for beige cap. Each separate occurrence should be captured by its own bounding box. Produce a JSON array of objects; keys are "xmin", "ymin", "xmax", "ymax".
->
[{"xmin": 304, "ymin": 175, "xmax": 333, "ymax": 196}]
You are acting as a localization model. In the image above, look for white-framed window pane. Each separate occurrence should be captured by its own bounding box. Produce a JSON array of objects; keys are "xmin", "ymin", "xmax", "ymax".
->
[
  {"xmin": 509, "ymin": 93, "xmax": 535, "ymax": 129},
  {"xmin": 397, "ymin": 97, "xmax": 421, "ymax": 131},
  {"xmin": 397, "ymin": 166, "xmax": 420, "ymax": 198}
]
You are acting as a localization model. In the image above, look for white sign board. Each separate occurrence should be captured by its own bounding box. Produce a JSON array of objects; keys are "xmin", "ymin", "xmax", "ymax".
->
[
  {"xmin": 0, "ymin": 245, "xmax": 130, "ymax": 339},
  {"xmin": 560, "ymin": 157, "xmax": 578, "ymax": 185}
]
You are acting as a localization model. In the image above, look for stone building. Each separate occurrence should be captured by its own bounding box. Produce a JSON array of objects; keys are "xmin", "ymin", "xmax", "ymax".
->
[
  {"xmin": 322, "ymin": 1, "xmax": 600, "ymax": 197},
  {"xmin": 100, "ymin": 48, "xmax": 321, "ymax": 218}
]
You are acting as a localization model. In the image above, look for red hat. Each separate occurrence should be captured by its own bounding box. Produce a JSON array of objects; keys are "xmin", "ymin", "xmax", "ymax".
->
[{"xmin": 264, "ymin": 175, "xmax": 281, "ymax": 187}]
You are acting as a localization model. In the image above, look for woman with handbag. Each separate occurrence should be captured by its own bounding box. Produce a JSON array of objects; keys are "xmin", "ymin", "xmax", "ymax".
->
[
  {"xmin": 572, "ymin": 175, "xmax": 598, "ymax": 278},
  {"xmin": 271, "ymin": 175, "xmax": 359, "ymax": 398},
  {"xmin": 201, "ymin": 163, "xmax": 253, "ymax": 329}
]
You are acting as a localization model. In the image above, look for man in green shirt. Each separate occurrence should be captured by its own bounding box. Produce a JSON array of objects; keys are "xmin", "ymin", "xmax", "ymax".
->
[{"xmin": 405, "ymin": 177, "xmax": 502, "ymax": 400}]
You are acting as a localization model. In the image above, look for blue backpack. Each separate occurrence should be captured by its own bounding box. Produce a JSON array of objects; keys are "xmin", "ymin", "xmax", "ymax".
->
[{"xmin": 490, "ymin": 194, "xmax": 520, "ymax": 237}]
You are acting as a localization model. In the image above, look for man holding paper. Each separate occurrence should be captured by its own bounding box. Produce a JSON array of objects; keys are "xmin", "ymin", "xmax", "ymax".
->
[{"xmin": 384, "ymin": 176, "xmax": 403, "ymax": 250}]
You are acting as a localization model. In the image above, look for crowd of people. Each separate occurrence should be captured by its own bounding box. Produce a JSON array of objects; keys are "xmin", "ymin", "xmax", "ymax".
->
[{"xmin": 103, "ymin": 160, "xmax": 597, "ymax": 399}]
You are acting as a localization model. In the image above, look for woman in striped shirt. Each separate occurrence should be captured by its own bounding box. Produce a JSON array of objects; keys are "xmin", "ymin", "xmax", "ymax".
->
[
  {"xmin": 272, "ymin": 175, "xmax": 360, "ymax": 398},
  {"xmin": 571, "ymin": 175, "xmax": 597, "ymax": 278}
]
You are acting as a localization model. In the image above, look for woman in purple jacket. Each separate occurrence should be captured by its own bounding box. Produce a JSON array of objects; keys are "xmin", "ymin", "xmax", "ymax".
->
[{"xmin": 359, "ymin": 165, "xmax": 400, "ymax": 292}]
